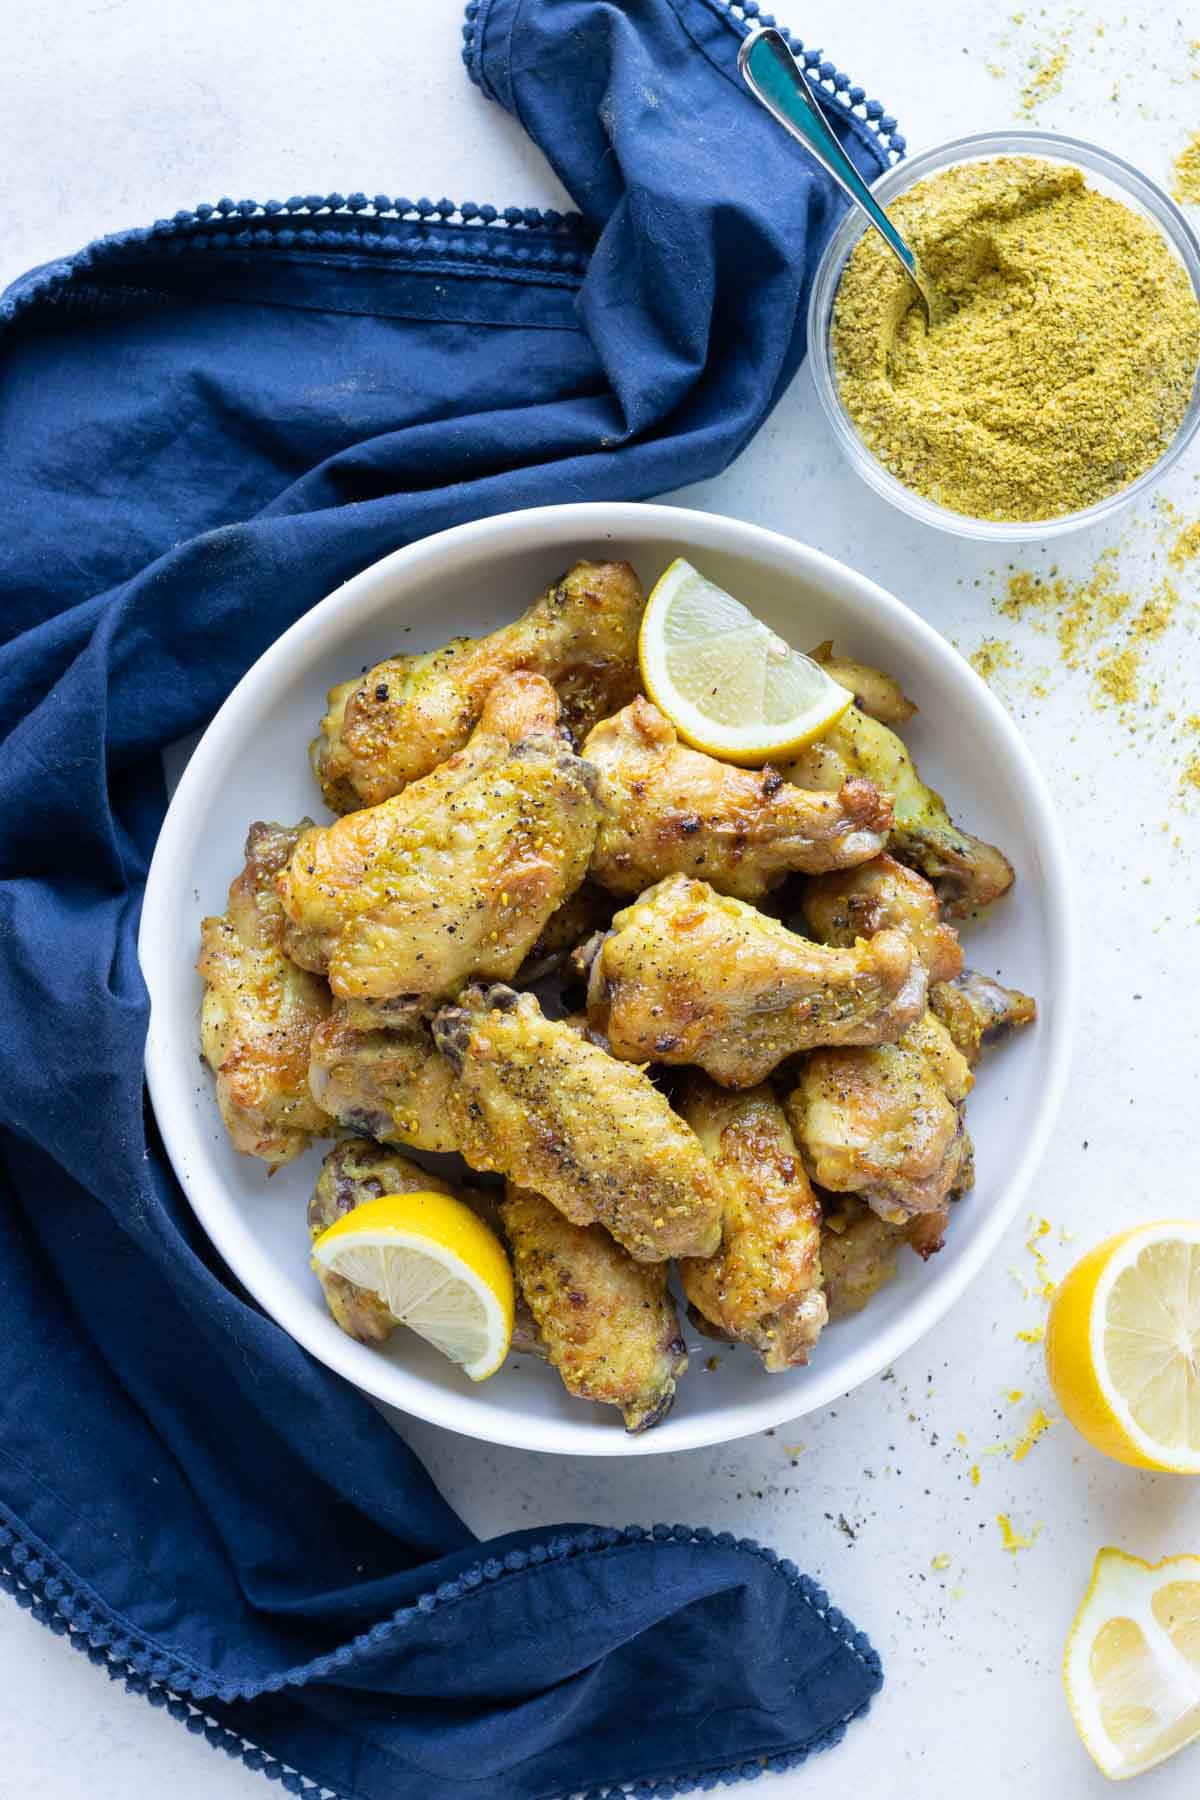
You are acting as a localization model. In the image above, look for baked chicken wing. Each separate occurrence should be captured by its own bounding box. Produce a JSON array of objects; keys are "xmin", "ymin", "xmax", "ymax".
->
[
  {"xmin": 783, "ymin": 700, "xmax": 1013, "ymax": 916},
  {"xmin": 819, "ymin": 1198, "xmax": 902, "ymax": 1319},
  {"xmin": 278, "ymin": 672, "xmax": 599, "ymax": 1001},
  {"xmin": 198, "ymin": 821, "xmax": 331, "ymax": 1167},
  {"xmin": 929, "ymin": 970, "xmax": 1038, "ymax": 1067},
  {"xmin": 678, "ymin": 1078, "xmax": 826, "ymax": 1370},
  {"xmin": 431, "ymin": 983, "xmax": 723, "ymax": 1261},
  {"xmin": 313, "ymin": 560, "xmax": 644, "ymax": 810},
  {"xmin": 308, "ymin": 1139, "xmax": 458, "ymax": 1344},
  {"xmin": 802, "ymin": 853, "xmax": 964, "ymax": 985},
  {"xmin": 500, "ymin": 1184, "xmax": 687, "ymax": 1432},
  {"xmin": 785, "ymin": 1011, "xmax": 974, "ymax": 1227},
  {"xmin": 582, "ymin": 696, "xmax": 892, "ymax": 901},
  {"xmin": 582, "ymin": 875, "xmax": 924, "ymax": 1088},
  {"xmin": 307, "ymin": 1000, "xmax": 457, "ymax": 1152}
]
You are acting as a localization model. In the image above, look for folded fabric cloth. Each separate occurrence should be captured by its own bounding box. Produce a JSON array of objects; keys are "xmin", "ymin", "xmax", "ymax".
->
[{"xmin": 0, "ymin": 3, "xmax": 898, "ymax": 1795}]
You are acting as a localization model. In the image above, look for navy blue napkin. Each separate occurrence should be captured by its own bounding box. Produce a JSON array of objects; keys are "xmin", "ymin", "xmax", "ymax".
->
[{"xmin": 0, "ymin": 4, "xmax": 897, "ymax": 1794}]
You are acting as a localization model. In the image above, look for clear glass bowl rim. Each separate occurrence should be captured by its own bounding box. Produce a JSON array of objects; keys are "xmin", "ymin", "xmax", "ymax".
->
[{"xmin": 806, "ymin": 128, "xmax": 1200, "ymax": 543}]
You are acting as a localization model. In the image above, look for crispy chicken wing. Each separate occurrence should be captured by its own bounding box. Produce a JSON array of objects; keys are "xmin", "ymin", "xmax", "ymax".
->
[
  {"xmin": 582, "ymin": 875, "xmax": 925, "ymax": 1088},
  {"xmin": 307, "ymin": 1000, "xmax": 457, "ymax": 1152},
  {"xmin": 431, "ymin": 983, "xmax": 723, "ymax": 1261},
  {"xmin": 929, "ymin": 970, "xmax": 1038, "ymax": 1067},
  {"xmin": 808, "ymin": 642, "xmax": 917, "ymax": 727},
  {"xmin": 785, "ymin": 1012, "xmax": 973, "ymax": 1226},
  {"xmin": 278, "ymin": 672, "xmax": 599, "ymax": 1001},
  {"xmin": 582, "ymin": 697, "xmax": 891, "ymax": 901},
  {"xmin": 198, "ymin": 821, "xmax": 331, "ymax": 1167},
  {"xmin": 308, "ymin": 1139, "xmax": 458, "ymax": 1344},
  {"xmin": 500, "ymin": 1184, "xmax": 687, "ymax": 1432},
  {"xmin": 313, "ymin": 560, "xmax": 644, "ymax": 810},
  {"xmin": 802, "ymin": 853, "xmax": 964, "ymax": 984},
  {"xmin": 783, "ymin": 701, "xmax": 1013, "ymax": 916},
  {"xmin": 678, "ymin": 1078, "xmax": 826, "ymax": 1370},
  {"xmin": 819, "ymin": 1198, "xmax": 901, "ymax": 1318}
]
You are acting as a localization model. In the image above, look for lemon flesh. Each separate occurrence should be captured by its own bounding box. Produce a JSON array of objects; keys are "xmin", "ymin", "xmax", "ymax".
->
[
  {"xmin": 638, "ymin": 558, "xmax": 852, "ymax": 764},
  {"xmin": 1046, "ymin": 1220, "xmax": 1200, "ymax": 1473},
  {"xmin": 1064, "ymin": 1548, "xmax": 1200, "ymax": 1779},
  {"xmin": 312, "ymin": 1191, "xmax": 514, "ymax": 1380}
]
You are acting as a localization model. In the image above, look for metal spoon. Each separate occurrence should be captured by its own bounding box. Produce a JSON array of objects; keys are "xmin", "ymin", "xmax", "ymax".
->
[{"xmin": 738, "ymin": 26, "xmax": 948, "ymax": 326}]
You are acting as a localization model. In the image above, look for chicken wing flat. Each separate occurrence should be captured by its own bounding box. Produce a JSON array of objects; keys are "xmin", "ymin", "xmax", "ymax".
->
[
  {"xmin": 783, "ymin": 702, "xmax": 1013, "ymax": 916},
  {"xmin": 582, "ymin": 697, "xmax": 891, "ymax": 902},
  {"xmin": 583, "ymin": 875, "xmax": 924, "ymax": 1088},
  {"xmin": 308, "ymin": 1000, "xmax": 457, "ymax": 1152},
  {"xmin": 500, "ymin": 1183, "xmax": 687, "ymax": 1432},
  {"xmin": 819, "ymin": 1198, "xmax": 901, "ymax": 1318},
  {"xmin": 929, "ymin": 970, "xmax": 1038, "ymax": 1067},
  {"xmin": 308, "ymin": 1139, "xmax": 458, "ymax": 1343},
  {"xmin": 431, "ymin": 983, "xmax": 723, "ymax": 1261},
  {"xmin": 785, "ymin": 1012, "xmax": 973, "ymax": 1226},
  {"xmin": 278, "ymin": 672, "xmax": 599, "ymax": 1001},
  {"xmin": 313, "ymin": 560, "xmax": 644, "ymax": 810},
  {"xmin": 802, "ymin": 853, "xmax": 963, "ymax": 984},
  {"xmin": 198, "ymin": 821, "xmax": 331, "ymax": 1167},
  {"xmin": 678, "ymin": 1078, "xmax": 826, "ymax": 1371}
]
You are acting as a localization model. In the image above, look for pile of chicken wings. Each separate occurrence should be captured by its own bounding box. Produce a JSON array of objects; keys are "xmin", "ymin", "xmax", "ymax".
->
[{"xmin": 199, "ymin": 560, "xmax": 1035, "ymax": 1431}]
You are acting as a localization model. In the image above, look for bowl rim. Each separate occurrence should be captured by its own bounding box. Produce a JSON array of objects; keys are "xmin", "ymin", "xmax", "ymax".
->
[
  {"xmin": 141, "ymin": 500, "xmax": 1078, "ymax": 1456},
  {"xmin": 807, "ymin": 127, "xmax": 1200, "ymax": 543}
]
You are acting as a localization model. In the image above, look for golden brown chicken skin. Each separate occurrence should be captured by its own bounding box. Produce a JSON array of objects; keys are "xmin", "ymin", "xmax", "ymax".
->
[
  {"xmin": 307, "ymin": 1000, "xmax": 458, "ymax": 1152},
  {"xmin": 431, "ymin": 983, "xmax": 723, "ymax": 1262},
  {"xmin": 500, "ymin": 1184, "xmax": 687, "ymax": 1432},
  {"xmin": 785, "ymin": 1012, "xmax": 973, "ymax": 1227},
  {"xmin": 783, "ymin": 700, "xmax": 1013, "ymax": 917},
  {"xmin": 808, "ymin": 642, "xmax": 917, "ymax": 727},
  {"xmin": 678, "ymin": 1078, "xmax": 826, "ymax": 1371},
  {"xmin": 198, "ymin": 821, "xmax": 331, "ymax": 1167},
  {"xmin": 929, "ymin": 970, "xmax": 1038, "ymax": 1067},
  {"xmin": 308, "ymin": 1139, "xmax": 458, "ymax": 1344},
  {"xmin": 819, "ymin": 1197, "xmax": 901, "ymax": 1317},
  {"xmin": 583, "ymin": 875, "xmax": 925, "ymax": 1088},
  {"xmin": 802, "ymin": 853, "xmax": 964, "ymax": 985},
  {"xmin": 582, "ymin": 697, "xmax": 892, "ymax": 902},
  {"xmin": 313, "ymin": 560, "xmax": 645, "ymax": 810},
  {"xmin": 278, "ymin": 672, "xmax": 599, "ymax": 1002}
]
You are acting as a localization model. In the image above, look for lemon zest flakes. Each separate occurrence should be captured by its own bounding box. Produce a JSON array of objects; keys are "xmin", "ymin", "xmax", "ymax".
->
[
  {"xmin": 997, "ymin": 1513, "xmax": 1041, "ymax": 1552},
  {"xmin": 1012, "ymin": 1408, "xmax": 1054, "ymax": 1463}
]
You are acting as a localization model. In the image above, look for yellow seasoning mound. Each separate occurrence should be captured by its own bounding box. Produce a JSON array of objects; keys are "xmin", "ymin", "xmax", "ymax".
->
[{"xmin": 832, "ymin": 158, "xmax": 1200, "ymax": 521}]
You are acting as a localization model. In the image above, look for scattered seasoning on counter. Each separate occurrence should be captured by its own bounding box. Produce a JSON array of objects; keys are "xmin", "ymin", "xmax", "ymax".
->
[
  {"xmin": 1012, "ymin": 1408, "xmax": 1054, "ymax": 1462},
  {"xmin": 997, "ymin": 1512, "xmax": 1040, "ymax": 1552},
  {"xmin": 1168, "ymin": 519, "xmax": 1200, "ymax": 569},
  {"xmin": 1093, "ymin": 645, "xmax": 1141, "ymax": 710},
  {"xmin": 969, "ymin": 638, "xmax": 1015, "ymax": 682},
  {"xmin": 832, "ymin": 159, "xmax": 1200, "ymax": 521},
  {"xmin": 1173, "ymin": 133, "xmax": 1200, "ymax": 205},
  {"xmin": 1019, "ymin": 42, "xmax": 1068, "ymax": 116}
]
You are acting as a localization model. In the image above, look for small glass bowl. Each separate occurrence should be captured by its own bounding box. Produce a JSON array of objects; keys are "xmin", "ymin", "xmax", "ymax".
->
[{"xmin": 807, "ymin": 129, "xmax": 1200, "ymax": 542}]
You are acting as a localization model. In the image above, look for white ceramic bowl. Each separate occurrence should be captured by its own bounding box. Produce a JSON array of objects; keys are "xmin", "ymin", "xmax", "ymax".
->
[{"xmin": 141, "ymin": 502, "xmax": 1075, "ymax": 1456}]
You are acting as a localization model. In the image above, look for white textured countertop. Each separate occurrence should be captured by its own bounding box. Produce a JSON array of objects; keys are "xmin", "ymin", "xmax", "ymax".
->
[{"xmin": 2, "ymin": 2, "xmax": 1198, "ymax": 1795}]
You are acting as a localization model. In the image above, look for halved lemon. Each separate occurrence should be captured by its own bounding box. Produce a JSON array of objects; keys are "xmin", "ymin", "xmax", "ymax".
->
[
  {"xmin": 312, "ymin": 1191, "xmax": 514, "ymax": 1380},
  {"xmin": 638, "ymin": 558, "xmax": 852, "ymax": 764},
  {"xmin": 1064, "ymin": 1547, "xmax": 1200, "ymax": 1779},
  {"xmin": 1045, "ymin": 1220, "xmax": 1200, "ymax": 1474}
]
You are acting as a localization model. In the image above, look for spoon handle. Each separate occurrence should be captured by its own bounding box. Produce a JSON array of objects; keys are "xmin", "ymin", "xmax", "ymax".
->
[{"xmin": 738, "ymin": 28, "xmax": 920, "ymax": 294}]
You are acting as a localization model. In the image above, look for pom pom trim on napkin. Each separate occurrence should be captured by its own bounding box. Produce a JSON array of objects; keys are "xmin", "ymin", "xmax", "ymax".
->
[{"xmin": 2, "ymin": 1501, "xmax": 881, "ymax": 1799}]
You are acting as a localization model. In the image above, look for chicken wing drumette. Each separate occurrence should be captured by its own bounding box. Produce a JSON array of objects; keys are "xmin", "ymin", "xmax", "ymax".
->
[
  {"xmin": 197, "ymin": 821, "xmax": 331, "ymax": 1167},
  {"xmin": 431, "ymin": 984, "xmax": 723, "ymax": 1261},
  {"xmin": 929, "ymin": 970, "xmax": 1038, "ymax": 1067},
  {"xmin": 785, "ymin": 1011, "xmax": 974, "ymax": 1230},
  {"xmin": 801, "ymin": 852, "xmax": 964, "ymax": 985},
  {"xmin": 307, "ymin": 1000, "xmax": 457, "ymax": 1152},
  {"xmin": 678, "ymin": 1078, "xmax": 826, "ymax": 1370},
  {"xmin": 582, "ymin": 875, "xmax": 924, "ymax": 1088},
  {"xmin": 500, "ymin": 1184, "xmax": 687, "ymax": 1432},
  {"xmin": 582, "ymin": 696, "xmax": 892, "ymax": 901},
  {"xmin": 278, "ymin": 672, "xmax": 599, "ymax": 1002},
  {"xmin": 783, "ymin": 691, "xmax": 1013, "ymax": 917},
  {"xmin": 313, "ymin": 560, "xmax": 644, "ymax": 810}
]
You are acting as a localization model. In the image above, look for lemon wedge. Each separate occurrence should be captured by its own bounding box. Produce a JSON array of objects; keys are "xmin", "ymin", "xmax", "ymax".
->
[
  {"xmin": 1064, "ymin": 1547, "xmax": 1200, "ymax": 1779},
  {"xmin": 1045, "ymin": 1220, "xmax": 1200, "ymax": 1474},
  {"xmin": 312, "ymin": 1191, "xmax": 514, "ymax": 1380},
  {"xmin": 638, "ymin": 558, "xmax": 852, "ymax": 764}
]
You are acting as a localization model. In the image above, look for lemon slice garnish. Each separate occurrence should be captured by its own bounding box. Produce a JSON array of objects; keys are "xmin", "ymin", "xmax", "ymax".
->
[
  {"xmin": 637, "ymin": 558, "xmax": 852, "ymax": 764},
  {"xmin": 1046, "ymin": 1219, "xmax": 1200, "ymax": 1474},
  {"xmin": 312, "ymin": 1191, "xmax": 514, "ymax": 1380},
  {"xmin": 1064, "ymin": 1547, "xmax": 1200, "ymax": 1779}
]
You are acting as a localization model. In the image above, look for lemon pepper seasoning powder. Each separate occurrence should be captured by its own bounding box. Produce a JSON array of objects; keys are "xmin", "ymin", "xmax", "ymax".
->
[{"xmin": 832, "ymin": 158, "xmax": 1200, "ymax": 521}]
